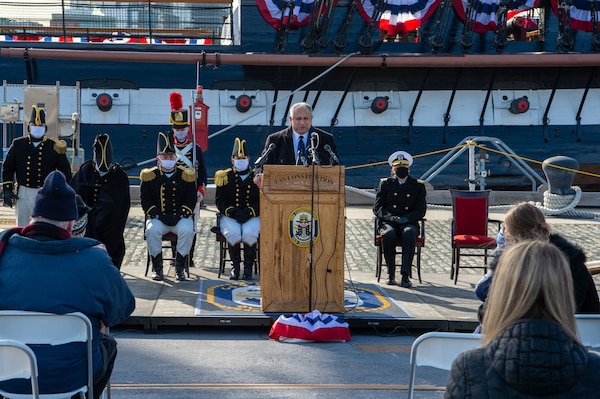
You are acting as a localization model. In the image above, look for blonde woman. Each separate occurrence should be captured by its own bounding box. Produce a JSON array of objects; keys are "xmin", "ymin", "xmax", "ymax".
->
[{"xmin": 446, "ymin": 240, "xmax": 600, "ymax": 398}]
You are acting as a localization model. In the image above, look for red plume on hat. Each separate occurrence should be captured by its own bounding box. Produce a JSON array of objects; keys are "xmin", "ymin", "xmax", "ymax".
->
[
  {"xmin": 170, "ymin": 92, "xmax": 183, "ymax": 112},
  {"xmin": 169, "ymin": 92, "xmax": 188, "ymax": 127}
]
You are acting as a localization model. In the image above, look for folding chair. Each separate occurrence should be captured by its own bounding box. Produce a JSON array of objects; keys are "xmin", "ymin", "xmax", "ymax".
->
[
  {"xmin": 407, "ymin": 331, "xmax": 483, "ymax": 399},
  {"xmin": 0, "ymin": 339, "xmax": 40, "ymax": 399},
  {"xmin": 0, "ymin": 311, "xmax": 94, "ymax": 399},
  {"xmin": 211, "ymin": 212, "xmax": 259, "ymax": 278},
  {"xmin": 450, "ymin": 189, "xmax": 501, "ymax": 284},
  {"xmin": 374, "ymin": 217, "xmax": 426, "ymax": 283},
  {"xmin": 144, "ymin": 217, "xmax": 192, "ymax": 279},
  {"xmin": 575, "ymin": 314, "xmax": 600, "ymax": 348}
]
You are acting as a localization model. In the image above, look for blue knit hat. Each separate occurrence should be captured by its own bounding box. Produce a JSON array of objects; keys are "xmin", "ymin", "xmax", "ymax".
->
[{"xmin": 32, "ymin": 171, "xmax": 78, "ymax": 221}]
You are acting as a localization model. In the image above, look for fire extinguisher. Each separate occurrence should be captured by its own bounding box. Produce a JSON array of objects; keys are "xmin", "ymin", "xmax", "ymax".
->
[{"xmin": 192, "ymin": 86, "xmax": 209, "ymax": 151}]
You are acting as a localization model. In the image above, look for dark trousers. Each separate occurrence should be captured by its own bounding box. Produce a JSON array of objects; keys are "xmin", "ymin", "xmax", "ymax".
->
[
  {"xmin": 379, "ymin": 222, "xmax": 417, "ymax": 278},
  {"xmin": 71, "ymin": 333, "xmax": 117, "ymax": 399}
]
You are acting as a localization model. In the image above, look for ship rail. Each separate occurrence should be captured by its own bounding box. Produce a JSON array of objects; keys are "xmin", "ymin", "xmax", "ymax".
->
[{"xmin": 0, "ymin": 0, "xmax": 233, "ymax": 44}]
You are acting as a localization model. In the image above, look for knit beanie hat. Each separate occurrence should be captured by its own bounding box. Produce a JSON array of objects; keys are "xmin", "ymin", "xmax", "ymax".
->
[{"xmin": 31, "ymin": 171, "xmax": 78, "ymax": 221}]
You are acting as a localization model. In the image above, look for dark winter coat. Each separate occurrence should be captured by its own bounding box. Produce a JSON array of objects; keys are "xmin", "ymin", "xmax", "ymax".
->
[
  {"xmin": 477, "ymin": 233, "xmax": 600, "ymax": 322},
  {"xmin": 445, "ymin": 319, "xmax": 600, "ymax": 398}
]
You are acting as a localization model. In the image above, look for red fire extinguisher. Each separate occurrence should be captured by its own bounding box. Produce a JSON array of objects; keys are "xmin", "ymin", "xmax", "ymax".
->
[{"xmin": 192, "ymin": 86, "xmax": 209, "ymax": 151}]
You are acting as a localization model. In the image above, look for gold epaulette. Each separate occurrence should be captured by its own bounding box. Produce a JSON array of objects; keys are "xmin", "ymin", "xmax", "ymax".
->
[
  {"xmin": 140, "ymin": 167, "xmax": 158, "ymax": 182},
  {"xmin": 417, "ymin": 179, "xmax": 425, "ymax": 184},
  {"xmin": 214, "ymin": 168, "xmax": 232, "ymax": 187},
  {"xmin": 51, "ymin": 138, "xmax": 67, "ymax": 155},
  {"xmin": 182, "ymin": 167, "xmax": 196, "ymax": 183},
  {"xmin": 380, "ymin": 177, "xmax": 388, "ymax": 182}
]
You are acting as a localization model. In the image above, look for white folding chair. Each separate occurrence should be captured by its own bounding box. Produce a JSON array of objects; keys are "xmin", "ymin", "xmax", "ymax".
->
[
  {"xmin": 407, "ymin": 331, "xmax": 483, "ymax": 399},
  {"xmin": 0, "ymin": 339, "xmax": 40, "ymax": 399},
  {"xmin": 575, "ymin": 314, "xmax": 600, "ymax": 348},
  {"xmin": 0, "ymin": 311, "xmax": 94, "ymax": 399}
]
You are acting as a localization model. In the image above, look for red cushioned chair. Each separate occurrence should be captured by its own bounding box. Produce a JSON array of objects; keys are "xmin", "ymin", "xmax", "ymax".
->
[
  {"xmin": 450, "ymin": 189, "xmax": 501, "ymax": 284},
  {"xmin": 374, "ymin": 218, "xmax": 426, "ymax": 283}
]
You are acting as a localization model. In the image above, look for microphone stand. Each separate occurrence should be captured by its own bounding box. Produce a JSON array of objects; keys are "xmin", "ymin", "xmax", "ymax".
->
[{"xmin": 307, "ymin": 140, "xmax": 319, "ymax": 311}]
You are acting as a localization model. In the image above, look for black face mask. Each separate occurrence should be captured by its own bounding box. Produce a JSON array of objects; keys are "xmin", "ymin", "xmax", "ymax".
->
[{"xmin": 394, "ymin": 167, "xmax": 409, "ymax": 179}]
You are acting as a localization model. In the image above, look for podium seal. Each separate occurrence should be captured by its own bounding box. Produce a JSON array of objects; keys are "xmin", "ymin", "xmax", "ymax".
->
[{"xmin": 288, "ymin": 207, "xmax": 319, "ymax": 247}]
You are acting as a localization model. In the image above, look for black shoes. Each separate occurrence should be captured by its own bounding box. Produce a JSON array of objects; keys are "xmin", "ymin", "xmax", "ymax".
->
[
  {"xmin": 385, "ymin": 278, "xmax": 396, "ymax": 285},
  {"xmin": 230, "ymin": 269, "xmax": 240, "ymax": 280},
  {"xmin": 152, "ymin": 271, "xmax": 164, "ymax": 281},
  {"xmin": 175, "ymin": 268, "xmax": 186, "ymax": 281},
  {"xmin": 400, "ymin": 276, "xmax": 413, "ymax": 288}
]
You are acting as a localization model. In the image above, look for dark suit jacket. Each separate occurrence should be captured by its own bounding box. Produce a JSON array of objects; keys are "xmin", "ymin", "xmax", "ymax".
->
[{"xmin": 261, "ymin": 126, "xmax": 341, "ymax": 166}]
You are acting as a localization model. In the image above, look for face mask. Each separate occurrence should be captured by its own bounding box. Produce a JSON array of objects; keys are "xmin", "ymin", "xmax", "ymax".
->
[
  {"xmin": 159, "ymin": 159, "xmax": 177, "ymax": 171},
  {"xmin": 394, "ymin": 167, "xmax": 409, "ymax": 179},
  {"xmin": 174, "ymin": 131, "xmax": 188, "ymax": 143},
  {"xmin": 234, "ymin": 158, "xmax": 249, "ymax": 171},
  {"xmin": 30, "ymin": 126, "xmax": 45, "ymax": 139}
]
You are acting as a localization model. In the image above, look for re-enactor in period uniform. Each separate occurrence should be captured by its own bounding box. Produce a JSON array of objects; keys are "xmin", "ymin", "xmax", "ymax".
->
[
  {"xmin": 215, "ymin": 138, "xmax": 260, "ymax": 280},
  {"xmin": 2, "ymin": 105, "xmax": 72, "ymax": 226},
  {"xmin": 70, "ymin": 134, "xmax": 131, "ymax": 269},
  {"xmin": 140, "ymin": 131, "xmax": 197, "ymax": 281},
  {"xmin": 373, "ymin": 151, "xmax": 427, "ymax": 288},
  {"xmin": 169, "ymin": 92, "xmax": 208, "ymax": 267}
]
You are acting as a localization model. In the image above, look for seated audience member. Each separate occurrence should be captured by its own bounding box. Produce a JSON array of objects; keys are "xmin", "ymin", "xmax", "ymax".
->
[
  {"xmin": 0, "ymin": 170, "xmax": 135, "ymax": 398},
  {"xmin": 475, "ymin": 202, "xmax": 600, "ymax": 324},
  {"xmin": 215, "ymin": 137, "xmax": 260, "ymax": 280},
  {"xmin": 72, "ymin": 194, "xmax": 92, "ymax": 237},
  {"xmin": 140, "ymin": 131, "xmax": 197, "ymax": 281},
  {"xmin": 446, "ymin": 240, "xmax": 600, "ymax": 398}
]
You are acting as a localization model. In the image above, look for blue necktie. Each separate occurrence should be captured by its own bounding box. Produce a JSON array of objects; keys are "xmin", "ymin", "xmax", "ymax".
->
[{"xmin": 298, "ymin": 136, "xmax": 307, "ymax": 160}]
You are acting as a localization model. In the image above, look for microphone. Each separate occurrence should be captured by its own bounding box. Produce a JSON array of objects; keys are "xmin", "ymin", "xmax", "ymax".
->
[
  {"xmin": 324, "ymin": 144, "xmax": 340, "ymax": 165},
  {"xmin": 310, "ymin": 132, "xmax": 320, "ymax": 165},
  {"xmin": 297, "ymin": 150, "xmax": 308, "ymax": 166},
  {"xmin": 254, "ymin": 143, "xmax": 276, "ymax": 168}
]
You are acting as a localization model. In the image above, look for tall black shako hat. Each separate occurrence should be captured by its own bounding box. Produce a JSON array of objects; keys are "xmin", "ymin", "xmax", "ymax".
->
[
  {"xmin": 30, "ymin": 105, "xmax": 46, "ymax": 126},
  {"xmin": 32, "ymin": 171, "xmax": 78, "ymax": 221},
  {"xmin": 232, "ymin": 137, "xmax": 247, "ymax": 158},
  {"xmin": 93, "ymin": 133, "xmax": 113, "ymax": 172},
  {"xmin": 169, "ymin": 92, "xmax": 188, "ymax": 129},
  {"xmin": 157, "ymin": 131, "xmax": 176, "ymax": 155}
]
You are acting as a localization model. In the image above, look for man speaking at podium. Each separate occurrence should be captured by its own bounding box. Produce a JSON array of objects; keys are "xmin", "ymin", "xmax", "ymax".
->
[{"xmin": 257, "ymin": 102, "xmax": 341, "ymax": 168}]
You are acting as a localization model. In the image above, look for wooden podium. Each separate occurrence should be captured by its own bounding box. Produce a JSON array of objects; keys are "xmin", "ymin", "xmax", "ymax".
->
[{"xmin": 259, "ymin": 165, "xmax": 345, "ymax": 313}]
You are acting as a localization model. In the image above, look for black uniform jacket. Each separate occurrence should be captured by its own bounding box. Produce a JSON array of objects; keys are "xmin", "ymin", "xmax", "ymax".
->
[
  {"xmin": 214, "ymin": 168, "xmax": 260, "ymax": 218},
  {"xmin": 70, "ymin": 160, "xmax": 131, "ymax": 267},
  {"xmin": 373, "ymin": 176, "xmax": 426, "ymax": 224},
  {"xmin": 2, "ymin": 136, "xmax": 72, "ymax": 190},
  {"xmin": 140, "ymin": 166, "xmax": 197, "ymax": 223},
  {"xmin": 262, "ymin": 126, "xmax": 340, "ymax": 166}
]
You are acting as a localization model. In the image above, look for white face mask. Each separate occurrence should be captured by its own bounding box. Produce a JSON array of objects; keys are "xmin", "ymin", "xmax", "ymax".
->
[
  {"xmin": 30, "ymin": 126, "xmax": 45, "ymax": 139},
  {"xmin": 234, "ymin": 158, "xmax": 249, "ymax": 171},
  {"xmin": 174, "ymin": 131, "xmax": 188, "ymax": 143},
  {"xmin": 159, "ymin": 159, "xmax": 177, "ymax": 171}
]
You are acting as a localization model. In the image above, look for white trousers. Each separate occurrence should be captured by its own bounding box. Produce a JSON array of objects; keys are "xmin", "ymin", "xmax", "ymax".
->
[
  {"xmin": 145, "ymin": 216, "xmax": 195, "ymax": 257},
  {"xmin": 16, "ymin": 186, "xmax": 39, "ymax": 227},
  {"xmin": 220, "ymin": 215, "xmax": 260, "ymax": 246}
]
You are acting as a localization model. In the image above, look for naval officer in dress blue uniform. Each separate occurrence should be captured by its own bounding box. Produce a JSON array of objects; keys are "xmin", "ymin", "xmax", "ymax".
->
[{"xmin": 373, "ymin": 151, "xmax": 427, "ymax": 288}]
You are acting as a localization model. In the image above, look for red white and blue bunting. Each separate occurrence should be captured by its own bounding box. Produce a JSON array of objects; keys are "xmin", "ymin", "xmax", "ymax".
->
[
  {"xmin": 551, "ymin": 0, "xmax": 598, "ymax": 32},
  {"xmin": 358, "ymin": 0, "xmax": 442, "ymax": 34},
  {"xmin": 269, "ymin": 310, "xmax": 352, "ymax": 342},
  {"xmin": 453, "ymin": 0, "xmax": 540, "ymax": 33},
  {"xmin": 257, "ymin": 0, "xmax": 317, "ymax": 29}
]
